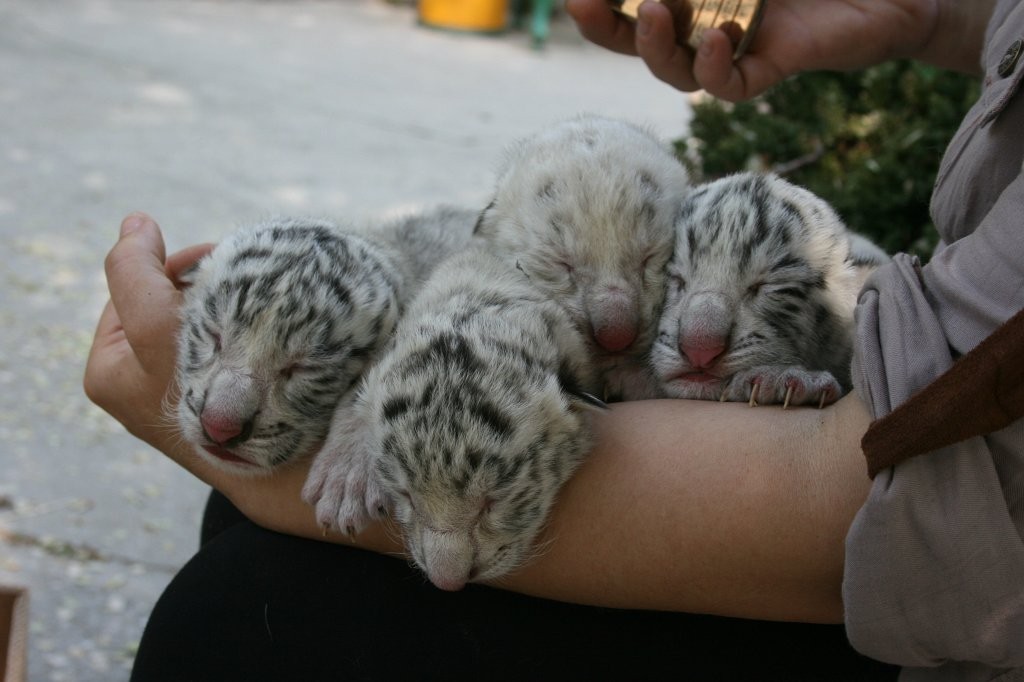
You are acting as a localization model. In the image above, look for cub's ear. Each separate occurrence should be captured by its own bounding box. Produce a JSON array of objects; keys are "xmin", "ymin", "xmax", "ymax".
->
[
  {"xmin": 472, "ymin": 198, "xmax": 497, "ymax": 236},
  {"xmin": 557, "ymin": 363, "xmax": 609, "ymax": 412}
]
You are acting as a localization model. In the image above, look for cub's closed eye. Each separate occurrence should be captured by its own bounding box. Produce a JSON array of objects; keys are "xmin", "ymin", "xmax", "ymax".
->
[
  {"xmin": 641, "ymin": 252, "xmax": 664, "ymax": 269},
  {"xmin": 280, "ymin": 363, "xmax": 313, "ymax": 379},
  {"xmin": 671, "ymin": 274, "xmax": 686, "ymax": 290},
  {"xmin": 479, "ymin": 496, "xmax": 498, "ymax": 517},
  {"xmin": 202, "ymin": 324, "xmax": 222, "ymax": 352},
  {"xmin": 398, "ymin": 489, "xmax": 415, "ymax": 509},
  {"xmin": 641, "ymin": 253, "xmax": 664, "ymax": 285},
  {"xmin": 535, "ymin": 259, "xmax": 573, "ymax": 282}
]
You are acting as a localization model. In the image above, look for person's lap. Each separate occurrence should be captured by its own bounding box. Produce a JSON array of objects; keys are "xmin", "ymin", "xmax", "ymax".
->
[{"xmin": 131, "ymin": 490, "xmax": 898, "ymax": 682}]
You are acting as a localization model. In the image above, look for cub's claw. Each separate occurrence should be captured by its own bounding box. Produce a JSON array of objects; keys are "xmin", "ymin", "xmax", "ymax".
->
[{"xmin": 725, "ymin": 365, "xmax": 843, "ymax": 408}]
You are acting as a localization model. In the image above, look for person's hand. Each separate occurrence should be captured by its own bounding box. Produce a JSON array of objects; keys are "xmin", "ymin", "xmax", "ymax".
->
[
  {"xmin": 566, "ymin": 0, "xmax": 939, "ymax": 101},
  {"xmin": 84, "ymin": 213, "xmax": 214, "ymax": 465},
  {"xmin": 83, "ymin": 213, "xmax": 362, "ymax": 537}
]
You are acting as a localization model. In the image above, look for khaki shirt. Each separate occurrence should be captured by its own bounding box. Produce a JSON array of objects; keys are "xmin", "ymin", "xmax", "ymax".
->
[{"xmin": 845, "ymin": 1, "xmax": 1024, "ymax": 679}]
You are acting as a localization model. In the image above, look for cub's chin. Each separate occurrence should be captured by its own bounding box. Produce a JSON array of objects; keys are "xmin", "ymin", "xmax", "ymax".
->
[
  {"xmin": 190, "ymin": 437, "xmax": 322, "ymax": 476},
  {"xmin": 660, "ymin": 371, "xmax": 725, "ymax": 401},
  {"xmin": 194, "ymin": 443, "xmax": 269, "ymax": 475}
]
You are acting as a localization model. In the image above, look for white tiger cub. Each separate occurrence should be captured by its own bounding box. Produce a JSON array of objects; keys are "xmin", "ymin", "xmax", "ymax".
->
[
  {"xmin": 651, "ymin": 172, "xmax": 889, "ymax": 408},
  {"xmin": 303, "ymin": 246, "xmax": 604, "ymax": 590},
  {"xmin": 175, "ymin": 207, "xmax": 478, "ymax": 473},
  {"xmin": 474, "ymin": 114, "xmax": 691, "ymax": 401}
]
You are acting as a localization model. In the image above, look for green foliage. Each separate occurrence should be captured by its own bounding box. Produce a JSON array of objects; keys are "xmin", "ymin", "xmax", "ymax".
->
[{"xmin": 676, "ymin": 62, "xmax": 980, "ymax": 259}]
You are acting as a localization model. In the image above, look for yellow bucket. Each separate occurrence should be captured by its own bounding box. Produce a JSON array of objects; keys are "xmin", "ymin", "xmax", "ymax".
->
[{"xmin": 418, "ymin": 0, "xmax": 509, "ymax": 33}]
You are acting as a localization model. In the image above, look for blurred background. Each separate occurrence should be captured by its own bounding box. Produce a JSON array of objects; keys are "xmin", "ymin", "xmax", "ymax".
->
[{"xmin": 0, "ymin": 1, "xmax": 691, "ymax": 680}]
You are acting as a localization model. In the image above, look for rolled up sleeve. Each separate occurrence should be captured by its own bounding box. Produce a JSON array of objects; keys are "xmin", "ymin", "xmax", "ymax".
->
[{"xmin": 843, "ymin": 173, "xmax": 1024, "ymax": 671}]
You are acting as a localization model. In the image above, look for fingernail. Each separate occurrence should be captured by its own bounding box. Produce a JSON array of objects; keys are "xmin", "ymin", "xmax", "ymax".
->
[
  {"xmin": 120, "ymin": 213, "xmax": 148, "ymax": 237},
  {"xmin": 699, "ymin": 36, "xmax": 714, "ymax": 58},
  {"xmin": 637, "ymin": 7, "xmax": 652, "ymax": 36}
]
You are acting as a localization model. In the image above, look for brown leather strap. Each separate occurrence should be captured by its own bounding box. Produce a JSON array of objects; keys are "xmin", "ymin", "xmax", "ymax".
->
[{"xmin": 862, "ymin": 306, "xmax": 1024, "ymax": 478}]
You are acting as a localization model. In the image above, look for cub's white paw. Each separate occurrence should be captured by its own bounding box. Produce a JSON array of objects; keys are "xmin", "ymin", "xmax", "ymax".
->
[
  {"xmin": 724, "ymin": 365, "xmax": 842, "ymax": 408},
  {"xmin": 300, "ymin": 403, "xmax": 389, "ymax": 536},
  {"xmin": 303, "ymin": 444, "xmax": 387, "ymax": 536}
]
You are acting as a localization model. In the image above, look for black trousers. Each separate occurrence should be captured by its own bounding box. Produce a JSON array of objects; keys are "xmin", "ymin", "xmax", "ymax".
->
[{"xmin": 131, "ymin": 490, "xmax": 898, "ymax": 682}]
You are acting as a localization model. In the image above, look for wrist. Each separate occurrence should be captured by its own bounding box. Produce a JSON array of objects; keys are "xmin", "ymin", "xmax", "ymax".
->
[{"xmin": 906, "ymin": 0, "xmax": 994, "ymax": 75}]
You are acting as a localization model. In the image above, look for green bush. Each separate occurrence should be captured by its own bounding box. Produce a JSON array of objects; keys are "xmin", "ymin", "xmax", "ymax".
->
[{"xmin": 675, "ymin": 62, "xmax": 980, "ymax": 260}]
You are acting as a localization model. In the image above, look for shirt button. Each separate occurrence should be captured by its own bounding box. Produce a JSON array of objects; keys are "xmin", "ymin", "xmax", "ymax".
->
[{"xmin": 998, "ymin": 38, "xmax": 1023, "ymax": 77}]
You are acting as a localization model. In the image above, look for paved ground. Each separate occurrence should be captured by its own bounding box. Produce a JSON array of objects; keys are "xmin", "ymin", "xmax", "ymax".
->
[{"xmin": 0, "ymin": 1, "xmax": 690, "ymax": 679}]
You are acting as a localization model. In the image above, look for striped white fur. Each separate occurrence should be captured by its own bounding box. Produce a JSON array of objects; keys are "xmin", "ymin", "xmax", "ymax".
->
[
  {"xmin": 651, "ymin": 172, "xmax": 889, "ymax": 407},
  {"xmin": 475, "ymin": 114, "xmax": 691, "ymax": 401},
  {"xmin": 304, "ymin": 246, "xmax": 603, "ymax": 590},
  {"xmin": 175, "ymin": 208, "xmax": 478, "ymax": 473}
]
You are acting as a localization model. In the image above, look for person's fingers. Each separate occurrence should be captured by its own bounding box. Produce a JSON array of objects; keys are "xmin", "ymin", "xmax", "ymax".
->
[
  {"xmin": 693, "ymin": 30, "xmax": 787, "ymax": 102},
  {"xmin": 104, "ymin": 213, "xmax": 182, "ymax": 371},
  {"xmin": 84, "ymin": 300, "xmax": 128, "ymax": 404},
  {"xmin": 634, "ymin": 1, "xmax": 700, "ymax": 92},
  {"xmin": 690, "ymin": 29, "xmax": 740, "ymax": 95},
  {"xmin": 91, "ymin": 299, "xmax": 125, "ymax": 352},
  {"xmin": 82, "ymin": 299, "xmax": 159, "ymax": 437},
  {"xmin": 565, "ymin": 0, "xmax": 640, "ymax": 55},
  {"xmin": 166, "ymin": 243, "xmax": 215, "ymax": 286}
]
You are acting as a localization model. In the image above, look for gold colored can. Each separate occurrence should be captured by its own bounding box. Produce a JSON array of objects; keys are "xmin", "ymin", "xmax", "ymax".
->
[{"xmin": 609, "ymin": 0, "xmax": 765, "ymax": 59}]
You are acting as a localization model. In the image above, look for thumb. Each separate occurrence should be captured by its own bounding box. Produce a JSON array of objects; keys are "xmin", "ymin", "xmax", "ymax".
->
[
  {"xmin": 106, "ymin": 213, "xmax": 168, "ymax": 285},
  {"xmin": 104, "ymin": 213, "xmax": 182, "ymax": 370}
]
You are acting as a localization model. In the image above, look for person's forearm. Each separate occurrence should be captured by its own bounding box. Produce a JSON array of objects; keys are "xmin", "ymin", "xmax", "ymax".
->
[
  {"xmin": 183, "ymin": 439, "xmax": 403, "ymax": 555},
  {"xmin": 501, "ymin": 395, "xmax": 872, "ymax": 622},
  {"xmin": 909, "ymin": 0, "xmax": 995, "ymax": 74},
  {"xmin": 213, "ymin": 394, "xmax": 873, "ymax": 623}
]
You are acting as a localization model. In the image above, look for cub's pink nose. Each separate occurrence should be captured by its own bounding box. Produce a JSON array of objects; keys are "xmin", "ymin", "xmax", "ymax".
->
[
  {"xmin": 594, "ymin": 324, "xmax": 638, "ymax": 352},
  {"xmin": 681, "ymin": 343, "xmax": 726, "ymax": 369},
  {"xmin": 201, "ymin": 411, "xmax": 245, "ymax": 445}
]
